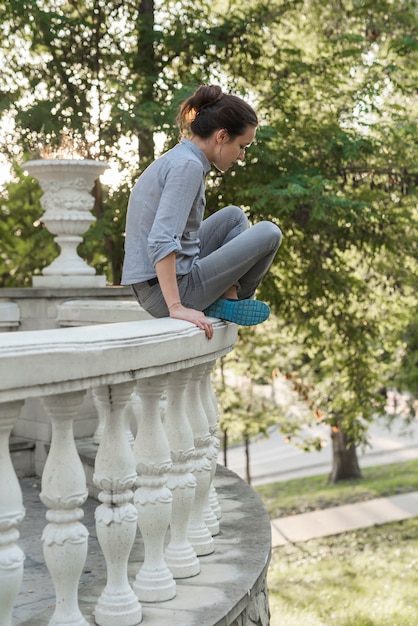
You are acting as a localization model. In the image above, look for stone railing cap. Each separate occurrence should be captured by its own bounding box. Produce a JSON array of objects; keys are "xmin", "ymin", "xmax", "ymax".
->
[{"xmin": 0, "ymin": 318, "xmax": 237, "ymax": 402}]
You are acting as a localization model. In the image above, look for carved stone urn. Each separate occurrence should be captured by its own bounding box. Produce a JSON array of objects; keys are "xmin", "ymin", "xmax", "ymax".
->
[{"xmin": 24, "ymin": 158, "xmax": 109, "ymax": 288}]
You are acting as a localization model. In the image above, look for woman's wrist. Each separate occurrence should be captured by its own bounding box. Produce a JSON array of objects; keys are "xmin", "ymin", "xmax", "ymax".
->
[{"xmin": 168, "ymin": 301, "xmax": 182, "ymax": 311}]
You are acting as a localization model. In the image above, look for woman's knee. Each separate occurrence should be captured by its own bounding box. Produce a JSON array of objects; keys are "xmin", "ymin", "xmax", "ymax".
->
[
  {"xmin": 257, "ymin": 220, "xmax": 282, "ymax": 249},
  {"xmin": 220, "ymin": 205, "xmax": 248, "ymax": 228}
]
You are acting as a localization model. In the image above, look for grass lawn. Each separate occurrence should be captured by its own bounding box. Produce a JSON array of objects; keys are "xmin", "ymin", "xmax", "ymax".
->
[
  {"xmin": 254, "ymin": 460, "xmax": 418, "ymax": 626},
  {"xmin": 254, "ymin": 459, "xmax": 418, "ymax": 518}
]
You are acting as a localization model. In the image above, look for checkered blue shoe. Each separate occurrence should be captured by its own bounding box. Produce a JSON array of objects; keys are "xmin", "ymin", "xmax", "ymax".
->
[{"xmin": 203, "ymin": 299, "xmax": 270, "ymax": 326}]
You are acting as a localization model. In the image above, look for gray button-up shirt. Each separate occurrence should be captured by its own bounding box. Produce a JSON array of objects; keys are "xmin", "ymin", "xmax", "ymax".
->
[{"xmin": 121, "ymin": 138, "xmax": 211, "ymax": 285}]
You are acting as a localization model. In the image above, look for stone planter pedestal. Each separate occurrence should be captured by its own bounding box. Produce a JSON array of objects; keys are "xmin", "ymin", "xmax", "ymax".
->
[{"xmin": 24, "ymin": 159, "xmax": 109, "ymax": 288}]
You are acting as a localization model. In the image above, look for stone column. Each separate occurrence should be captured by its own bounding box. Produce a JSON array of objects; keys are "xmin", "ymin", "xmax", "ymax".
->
[
  {"xmin": 92, "ymin": 386, "xmax": 107, "ymax": 445},
  {"xmin": 186, "ymin": 364, "xmax": 214, "ymax": 556},
  {"xmin": 0, "ymin": 400, "xmax": 25, "ymax": 626},
  {"xmin": 163, "ymin": 369, "xmax": 200, "ymax": 579},
  {"xmin": 40, "ymin": 391, "xmax": 89, "ymax": 626},
  {"xmin": 201, "ymin": 360, "xmax": 222, "ymax": 523},
  {"xmin": 92, "ymin": 386, "xmax": 135, "ymax": 446},
  {"xmin": 93, "ymin": 383, "xmax": 142, "ymax": 626},
  {"xmin": 133, "ymin": 376, "xmax": 176, "ymax": 602}
]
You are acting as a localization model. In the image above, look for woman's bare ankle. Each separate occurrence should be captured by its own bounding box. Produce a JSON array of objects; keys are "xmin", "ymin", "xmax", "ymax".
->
[{"xmin": 221, "ymin": 286, "xmax": 238, "ymax": 300}]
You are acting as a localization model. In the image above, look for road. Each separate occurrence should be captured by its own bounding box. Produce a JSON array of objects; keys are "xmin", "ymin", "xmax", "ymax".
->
[{"xmin": 220, "ymin": 385, "xmax": 418, "ymax": 486}]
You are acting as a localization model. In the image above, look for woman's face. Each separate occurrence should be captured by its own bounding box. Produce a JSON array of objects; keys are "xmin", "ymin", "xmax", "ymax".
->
[{"xmin": 213, "ymin": 125, "xmax": 257, "ymax": 172}]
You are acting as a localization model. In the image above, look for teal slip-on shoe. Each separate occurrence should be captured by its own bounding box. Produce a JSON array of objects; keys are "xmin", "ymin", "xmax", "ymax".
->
[{"xmin": 203, "ymin": 298, "xmax": 270, "ymax": 326}]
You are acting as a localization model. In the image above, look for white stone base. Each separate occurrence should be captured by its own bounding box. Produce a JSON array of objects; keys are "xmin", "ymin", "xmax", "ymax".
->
[
  {"xmin": 32, "ymin": 275, "xmax": 107, "ymax": 288},
  {"xmin": 0, "ymin": 302, "xmax": 20, "ymax": 331}
]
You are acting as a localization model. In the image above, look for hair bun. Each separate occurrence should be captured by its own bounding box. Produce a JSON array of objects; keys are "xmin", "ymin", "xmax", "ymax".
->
[
  {"xmin": 196, "ymin": 85, "xmax": 223, "ymax": 112},
  {"xmin": 177, "ymin": 84, "xmax": 257, "ymax": 139}
]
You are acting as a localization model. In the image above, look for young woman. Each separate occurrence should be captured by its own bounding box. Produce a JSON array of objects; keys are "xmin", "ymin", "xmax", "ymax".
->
[{"xmin": 121, "ymin": 85, "xmax": 282, "ymax": 340}]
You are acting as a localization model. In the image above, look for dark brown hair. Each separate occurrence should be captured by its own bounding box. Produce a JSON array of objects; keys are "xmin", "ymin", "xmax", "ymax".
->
[{"xmin": 177, "ymin": 85, "xmax": 258, "ymax": 139}]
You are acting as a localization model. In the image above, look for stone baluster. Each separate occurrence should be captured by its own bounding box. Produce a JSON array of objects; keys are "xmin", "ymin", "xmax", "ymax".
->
[
  {"xmin": 92, "ymin": 386, "xmax": 106, "ymax": 445},
  {"xmin": 186, "ymin": 364, "xmax": 215, "ymax": 555},
  {"xmin": 133, "ymin": 376, "xmax": 176, "ymax": 602},
  {"xmin": 0, "ymin": 400, "xmax": 25, "ymax": 626},
  {"xmin": 201, "ymin": 360, "xmax": 222, "ymax": 522},
  {"xmin": 93, "ymin": 383, "xmax": 142, "ymax": 626},
  {"xmin": 40, "ymin": 391, "xmax": 90, "ymax": 626},
  {"xmin": 123, "ymin": 392, "xmax": 140, "ymax": 443},
  {"xmin": 163, "ymin": 369, "xmax": 200, "ymax": 579},
  {"xmin": 93, "ymin": 386, "xmax": 134, "ymax": 446}
]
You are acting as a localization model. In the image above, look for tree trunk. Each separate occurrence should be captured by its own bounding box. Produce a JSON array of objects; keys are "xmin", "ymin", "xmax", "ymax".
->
[
  {"xmin": 244, "ymin": 432, "xmax": 251, "ymax": 485},
  {"xmin": 136, "ymin": 0, "xmax": 156, "ymax": 165},
  {"xmin": 222, "ymin": 428, "xmax": 228, "ymax": 467},
  {"xmin": 329, "ymin": 426, "xmax": 362, "ymax": 483},
  {"xmin": 92, "ymin": 178, "xmax": 120, "ymax": 284}
]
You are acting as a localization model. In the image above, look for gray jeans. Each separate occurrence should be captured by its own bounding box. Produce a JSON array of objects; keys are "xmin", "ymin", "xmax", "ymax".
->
[{"xmin": 131, "ymin": 205, "xmax": 282, "ymax": 317}]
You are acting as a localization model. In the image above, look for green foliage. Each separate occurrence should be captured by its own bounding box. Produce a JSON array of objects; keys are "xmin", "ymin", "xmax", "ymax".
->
[
  {"xmin": 206, "ymin": 0, "xmax": 418, "ymax": 455},
  {"xmin": 78, "ymin": 180, "xmax": 133, "ymax": 285},
  {"xmin": 396, "ymin": 310, "xmax": 418, "ymax": 397},
  {"xmin": 215, "ymin": 321, "xmax": 281, "ymax": 443},
  {"xmin": 0, "ymin": 161, "xmax": 57, "ymax": 286}
]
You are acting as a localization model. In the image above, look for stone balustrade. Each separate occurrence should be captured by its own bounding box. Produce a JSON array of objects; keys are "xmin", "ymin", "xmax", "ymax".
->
[{"xmin": 0, "ymin": 317, "xmax": 250, "ymax": 625}]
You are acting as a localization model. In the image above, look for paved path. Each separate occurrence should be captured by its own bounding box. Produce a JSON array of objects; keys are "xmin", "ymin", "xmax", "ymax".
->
[{"xmin": 270, "ymin": 491, "xmax": 418, "ymax": 547}]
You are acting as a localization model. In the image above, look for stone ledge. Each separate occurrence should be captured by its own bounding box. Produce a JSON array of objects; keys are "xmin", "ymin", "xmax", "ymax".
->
[
  {"xmin": 9, "ymin": 436, "xmax": 36, "ymax": 452},
  {"xmin": 58, "ymin": 299, "xmax": 153, "ymax": 326},
  {"xmin": 0, "ymin": 286, "xmax": 135, "ymax": 331},
  {"xmin": 0, "ymin": 286, "xmax": 132, "ymax": 299},
  {"xmin": 15, "ymin": 466, "xmax": 271, "ymax": 625},
  {"xmin": 0, "ymin": 318, "xmax": 237, "ymax": 402},
  {"xmin": 0, "ymin": 301, "xmax": 20, "ymax": 329}
]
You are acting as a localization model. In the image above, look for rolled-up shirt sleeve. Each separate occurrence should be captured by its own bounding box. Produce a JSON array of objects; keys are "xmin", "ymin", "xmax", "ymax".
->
[{"xmin": 147, "ymin": 159, "xmax": 204, "ymax": 267}]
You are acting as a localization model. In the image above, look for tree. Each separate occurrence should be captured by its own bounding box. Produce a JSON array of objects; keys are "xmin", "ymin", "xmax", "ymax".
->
[
  {"xmin": 208, "ymin": 0, "xmax": 418, "ymax": 481},
  {"xmin": 0, "ymin": 160, "xmax": 56, "ymax": 286},
  {"xmin": 396, "ymin": 310, "xmax": 418, "ymax": 400},
  {"xmin": 215, "ymin": 321, "xmax": 281, "ymax": 484}
]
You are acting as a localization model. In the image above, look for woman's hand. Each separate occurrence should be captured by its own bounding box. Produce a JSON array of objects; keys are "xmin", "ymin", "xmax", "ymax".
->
[
  {"xmin": 154, "ymin": 255, "xmax": 213, "ymax": 338},
  {"xmin": 169, "ymin": 303, "xmax": 213, "ymax": 339}
]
